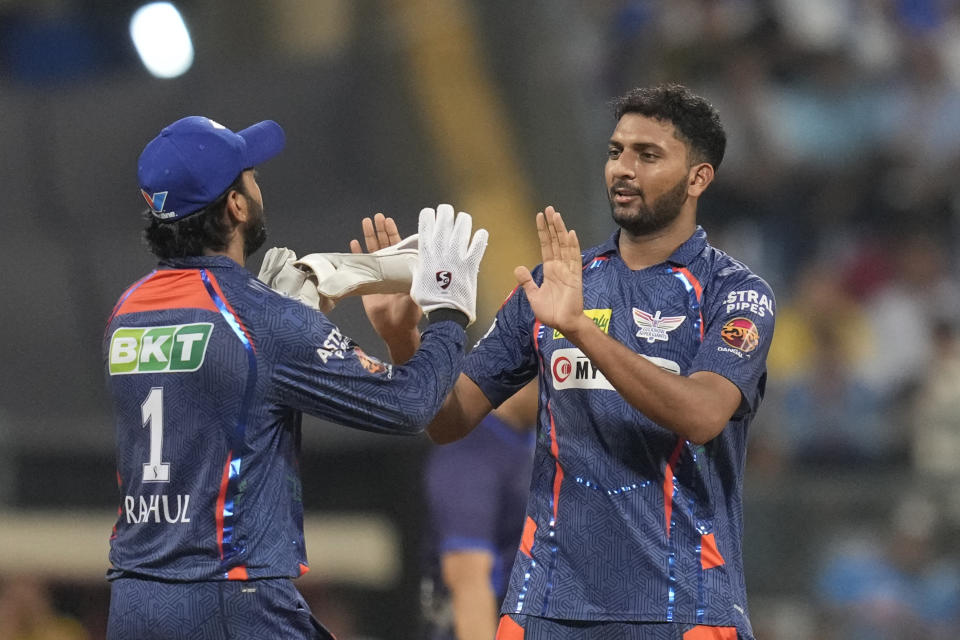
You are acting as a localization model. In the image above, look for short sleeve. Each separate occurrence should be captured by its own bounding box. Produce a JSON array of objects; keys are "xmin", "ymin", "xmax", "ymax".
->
[
  {"xmin": 689, "ymin": 273, "xmax": 776, "ymax": 415},
  {"xmin": 463, "ymin": 275, "xmax": 540, "ymax": 407}
]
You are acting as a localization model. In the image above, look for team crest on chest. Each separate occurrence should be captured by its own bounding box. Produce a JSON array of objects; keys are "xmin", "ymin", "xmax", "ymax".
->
[{"xmin": 632, "ymin": 309, "xmax": 685, "ymax": 343}]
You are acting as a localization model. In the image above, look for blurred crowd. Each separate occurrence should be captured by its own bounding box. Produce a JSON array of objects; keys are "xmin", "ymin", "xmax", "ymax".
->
[{"xmin": 598, "ymin": 1, "xmax": 960, "ymax": 637}]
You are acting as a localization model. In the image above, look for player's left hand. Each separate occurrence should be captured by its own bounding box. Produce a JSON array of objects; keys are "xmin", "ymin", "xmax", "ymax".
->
[
  {"xmin": 515, "ymin": 207, "xmax": 590, "ymax": 338},
  {"xmin": 351, "ymin": 213, "xmax": 423, "ymax": 356}
]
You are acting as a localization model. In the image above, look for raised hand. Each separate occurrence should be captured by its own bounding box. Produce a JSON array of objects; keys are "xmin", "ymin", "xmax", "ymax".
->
[
  {"xmin": 350, "ymin": 213, "xmax": 422, "ymax": 361},
  {"xmin": 514, "ymin": 207, "xmax": 588, "ymax": 337}
]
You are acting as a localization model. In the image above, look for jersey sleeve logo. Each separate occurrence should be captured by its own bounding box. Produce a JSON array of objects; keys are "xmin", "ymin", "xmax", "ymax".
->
[
  {"xmin": 109, "ymin": 323, "xmax": 213, "ymax": 375},
  {"xmin": 632, "ymin": 309, "xmax": 685, "ymax": 343},
  {"xmin": 353, "ymin": 347, "xmax": 391, "ymax": 376},
  {"xmin": 720, "ymin": 317, "xmax": 759, "ymax": 353}
]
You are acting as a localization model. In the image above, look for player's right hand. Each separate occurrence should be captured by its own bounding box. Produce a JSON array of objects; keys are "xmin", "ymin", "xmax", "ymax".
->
[{"xmin": 410, "ymin": 204, "xmax": 488, "ymax": 326}]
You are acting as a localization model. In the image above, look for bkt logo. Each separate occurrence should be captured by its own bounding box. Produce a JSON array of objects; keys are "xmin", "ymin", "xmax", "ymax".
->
[
  {"xmin": 550, "ymin": 348, "xmax": 614, "ymax": 390},
  {"xmin": 436, "ymin": 271, "xmax": 452, "ymax": 290},
  {"xmin": 109, "ymin": 323, "xmax": 213, "ymax": 375}
]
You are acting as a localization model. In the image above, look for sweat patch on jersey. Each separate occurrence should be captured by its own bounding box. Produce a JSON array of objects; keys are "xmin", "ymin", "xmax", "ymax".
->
[{"xmin": 109, "ymin": 323, "xmax": 213, "ymax": 375}]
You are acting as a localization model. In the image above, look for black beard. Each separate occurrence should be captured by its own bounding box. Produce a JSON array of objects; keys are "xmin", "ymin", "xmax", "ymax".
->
[
  {"xmin": 243, "ymin": 198, "xmax": 267, "ymax": 257},
  {"xmin": 608, "ymin": 176, "xmax": 688, "ymax": 236}
]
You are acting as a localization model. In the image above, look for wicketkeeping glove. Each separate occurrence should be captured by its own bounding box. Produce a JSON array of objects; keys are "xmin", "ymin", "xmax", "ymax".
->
[
  {"xmin": 410, "ymin": 204, "xmax": 488, "ymax": 326},
  {"xmin": 258, "ymin": 235, "xmax": 421, "ymax": 312},
  {"xmin": 258, "ymin": 246, "xmax": 337, "ymax": 312},
  {"xmin": 307, "ymin": 233, "xmax": 419, "ymax": 299}
]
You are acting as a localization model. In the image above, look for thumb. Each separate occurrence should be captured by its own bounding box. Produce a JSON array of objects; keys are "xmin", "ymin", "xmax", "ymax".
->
[{"xmin": 514, "ymin": 265, "xmax": 537, "ymax": 296}]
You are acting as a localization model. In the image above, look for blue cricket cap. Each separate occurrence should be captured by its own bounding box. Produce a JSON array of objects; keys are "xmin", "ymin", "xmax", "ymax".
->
[{"xmin": 137, "ymin": 116, "xmax": 285, "ymax": 221}]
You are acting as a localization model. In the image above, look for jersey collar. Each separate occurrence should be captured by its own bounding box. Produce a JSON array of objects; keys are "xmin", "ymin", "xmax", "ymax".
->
[
  {"xmin": 597, "ymin": 226, "xmax": 708, "ymax": 267},
  {"xmin": 159, "ymin": 254, "xmax": 244, "ymax": 270}
]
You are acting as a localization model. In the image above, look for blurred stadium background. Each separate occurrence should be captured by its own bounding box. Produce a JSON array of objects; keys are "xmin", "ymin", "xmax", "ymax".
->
[{"xmin": 1, "ymin": 1, "xmax": 960, "ymax": 638}]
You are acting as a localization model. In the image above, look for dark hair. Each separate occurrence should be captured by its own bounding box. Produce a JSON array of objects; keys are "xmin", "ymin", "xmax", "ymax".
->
[
  {"xmin": 143, "ymin": 173, "xmax": 245, "ymax": 259},
  {"xmin": 612, "ymin": 83, "xmax": 726, "ymax": 171}
]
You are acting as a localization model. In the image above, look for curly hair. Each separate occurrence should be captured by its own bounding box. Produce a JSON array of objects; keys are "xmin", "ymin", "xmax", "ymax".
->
[
  {"xmin": 612, "ymin": 83, "xmax": 726, "ymax": 171},
  {"xmin": 142, "ymin": 174, "xmax": 245, "ymax": 259}
]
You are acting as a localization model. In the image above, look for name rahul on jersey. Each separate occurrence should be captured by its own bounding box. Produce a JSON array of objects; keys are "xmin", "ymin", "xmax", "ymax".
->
[{"xmin": 123, "ymin": 493, "xmax": 191, "ymax": 524}]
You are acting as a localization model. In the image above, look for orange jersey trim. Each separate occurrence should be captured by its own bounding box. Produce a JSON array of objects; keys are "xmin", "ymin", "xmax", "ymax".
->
[
  {"xmin": 663, "ymin": 438, "xmax": 684, "ymax": 537},
  {"xmin": 683, "ymin": 624, "xmax": 737, "ymax": 640},
  {"xmin": 700, "ymin": 532, "xmax": 726, "ymax": 570},
  {"xmin": 115, "ymin": 270, "xmax": 219, "ymax": 316},
  {"xmin": 496, "ymin": 615, "xmax": 525, "ymax": 640},
  {"xmin": 215, "ymin": 453, "xmax": 232, "ymax": 559},
  {"xmin": 519, "ymin": 516, "xmax": 537, "ymax": 558}
]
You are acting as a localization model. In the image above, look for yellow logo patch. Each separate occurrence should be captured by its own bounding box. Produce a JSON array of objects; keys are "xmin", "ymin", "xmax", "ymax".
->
[{"xmin": 554, "ymin": 309, "xmax": 611, "ymax": 339}]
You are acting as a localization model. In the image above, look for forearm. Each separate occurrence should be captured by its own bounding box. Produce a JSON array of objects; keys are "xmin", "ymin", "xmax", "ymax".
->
[
  {"xmin": 441, "ymin": 550, "xmax": 499, "ymax": 640},
  {"xmin": 380, "ymin": 327, "xmax": 421, "ymax": 364},
  {"xmin": 450, "ymin": 582, "xmax": 498, "ymax": 640},
  {"xmin": 426, "ymin": 373, "xmax": 492, "ymax": 444},
  {"xmin": 565, "ymin": 317, "xmax": 735, "ymax": 444}
]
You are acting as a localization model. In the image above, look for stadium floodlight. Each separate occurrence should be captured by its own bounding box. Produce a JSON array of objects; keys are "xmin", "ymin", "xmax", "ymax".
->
[{"xmin": 130, "ymin": 2, "xmax": 194, "ymax": 79}]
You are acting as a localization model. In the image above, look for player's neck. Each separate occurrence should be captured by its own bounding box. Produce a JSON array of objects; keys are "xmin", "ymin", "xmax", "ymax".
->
[
  {"xmin": 617, "ymin": 214, "xmax": 696, "ymax": 271},
  {"xmin": 203, "ymin": 237, "xmax": 246, "ymax": 266}
]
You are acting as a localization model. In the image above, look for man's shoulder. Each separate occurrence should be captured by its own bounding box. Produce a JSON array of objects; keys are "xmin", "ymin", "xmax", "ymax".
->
[{"xmin": 698, "ymin": 243, "xmax": 774, "ymax": 298}]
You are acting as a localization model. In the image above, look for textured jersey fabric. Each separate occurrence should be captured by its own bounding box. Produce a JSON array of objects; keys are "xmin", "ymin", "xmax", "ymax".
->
[
  {"xmin": 104, "ymin": 255, "xmax": 465, "ymax": 582},
  {"xmin": 463, "ymin": 228, "xmax": 774, "ymax": 638}
]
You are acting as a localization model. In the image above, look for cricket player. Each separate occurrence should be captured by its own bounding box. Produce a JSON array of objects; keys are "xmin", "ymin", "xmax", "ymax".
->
[
  {"xmin": 103, "ymin": 115, "xmax": 487, "ymax": 639},
  {"xmin": 365, "ymin": 84, "xmax": 775, "ymax": 639}
]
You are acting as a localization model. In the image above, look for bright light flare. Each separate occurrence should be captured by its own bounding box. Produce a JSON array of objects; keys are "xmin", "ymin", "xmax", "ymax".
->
[{"xmin": 130, "ymin": 2, "xmax": 194, "ymax": 79}]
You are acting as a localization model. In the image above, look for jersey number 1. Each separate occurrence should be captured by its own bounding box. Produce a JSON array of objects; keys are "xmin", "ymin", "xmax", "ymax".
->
[{"xmin": 142, "ymin": 387, "xmax": 171, "ymax": 483}]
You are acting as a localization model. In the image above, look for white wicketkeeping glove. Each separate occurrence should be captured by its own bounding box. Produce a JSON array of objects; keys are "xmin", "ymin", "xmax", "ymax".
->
[
  {"xmin": 307, "ymin": 233, "xmax": 419, "ymax": 299},
  {"xmin": 410, "ymin": 204, "xmax": 488, "ymax": 325},
  {"xmin": 258, "ymin": 235, "xmax": 421, "ymax": 313},
  {"xmin": 257, "ymin": 246, "xmax": 337, "ymax": 312}
]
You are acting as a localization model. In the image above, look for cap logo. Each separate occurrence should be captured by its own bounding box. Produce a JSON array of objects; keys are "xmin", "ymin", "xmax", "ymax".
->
[{"xmin": 141, "ymin": 189, "xmax": 169, "ymax": 212}]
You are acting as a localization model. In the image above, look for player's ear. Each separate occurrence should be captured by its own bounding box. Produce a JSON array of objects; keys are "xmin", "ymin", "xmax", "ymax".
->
[
  {"xmin": 224, "ymin": 188, "xmax": 249, "ymax": 225},
  {"xmin": 687, "ymin": 162, "xmax": 714, "ymax": 198}
]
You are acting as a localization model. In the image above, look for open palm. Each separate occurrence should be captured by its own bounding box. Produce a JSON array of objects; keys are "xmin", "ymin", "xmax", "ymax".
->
[
  {"xmin": 514, "ymin": 207, "xmax": 585, "ymax": 335},
  {"xmin": 350, "ymin": 213, "xmax": 422, "ymax": 338}
]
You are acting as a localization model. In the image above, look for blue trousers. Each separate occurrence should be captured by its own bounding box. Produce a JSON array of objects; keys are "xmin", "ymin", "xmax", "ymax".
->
[{"xmin": 107, "ymin": 577, "xmax": 335, "ymax": 640}]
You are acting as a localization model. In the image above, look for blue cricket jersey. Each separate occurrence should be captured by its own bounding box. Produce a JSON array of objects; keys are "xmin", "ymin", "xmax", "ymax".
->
[
  {"xmin": 104, "ymin": 255, "xmax": 465, "ymax": 582},
  {"xmin": 463, "ymin": 227, "xmax": 774, "ymax": 637}
]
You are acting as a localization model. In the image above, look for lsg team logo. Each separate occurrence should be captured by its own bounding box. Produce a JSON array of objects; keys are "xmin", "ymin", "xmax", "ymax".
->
[
  {"xmin": 436, "ymin": 271, "xmax": 452, "ymax": 290},
  {"xmin": 633, "ymin": 309, "xmax": 685, "ymax": 343},
  {"xmin": 720, "ymin": 317, "xmax": 759, "ymax": 353}
]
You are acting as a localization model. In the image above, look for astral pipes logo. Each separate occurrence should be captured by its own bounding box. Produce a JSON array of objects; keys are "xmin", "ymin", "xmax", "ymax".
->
[{"xmin": 109, "ymin": 323, "xmax": 213, "ymax": 375}]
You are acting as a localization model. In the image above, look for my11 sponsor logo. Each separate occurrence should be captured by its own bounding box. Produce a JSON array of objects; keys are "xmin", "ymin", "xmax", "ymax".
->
[
  {"xmin": 124, "ymin": 493, "xmax": 191, "ymax": 524},
  {"xmin": 551, "ymin": 348, "xmax": 614, "ymax": 390},
  {"xmin": 551, "ymin": 348, "xmax": 682, "ymax": 390},
  {"xmin": 110, "ymin": 323, "xmax": 213, "ymax": 375},
  {"xmin": 724, "ymin": 290, "xmax": 774, "ymax": 317}
]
